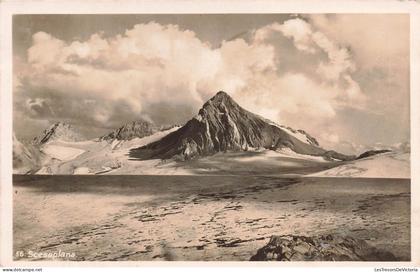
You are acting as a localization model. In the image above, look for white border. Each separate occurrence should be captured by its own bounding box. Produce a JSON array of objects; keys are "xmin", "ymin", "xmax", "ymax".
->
[{"xmin": 1, "ymin": 0, "xmax": 419, "ymax": 268}]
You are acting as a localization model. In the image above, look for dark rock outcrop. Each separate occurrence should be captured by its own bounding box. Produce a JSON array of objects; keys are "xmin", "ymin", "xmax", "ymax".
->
[
  {"xmin": 32, "ymin": 122, "xmax": 83, "ymax": 145},
  {"xmin": 131, "ymin": 91, "xmax": 353, "ymax": 161},
  {"xmin": 250, "ymin": 235, "xmax": 397, "ymax": 261}
]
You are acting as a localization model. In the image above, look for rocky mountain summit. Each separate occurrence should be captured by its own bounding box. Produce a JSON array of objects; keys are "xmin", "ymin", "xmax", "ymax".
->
[
  {"xmin": 32, "ymin": 122, "xmax": 84, "ymax": 145},
  {"xmin": 100, "ymin": 120, "xmax": 158, "ymax": 142},
  {"xmin": 131, "ymin": 91, "xmax": 354, "ymax": 161}
]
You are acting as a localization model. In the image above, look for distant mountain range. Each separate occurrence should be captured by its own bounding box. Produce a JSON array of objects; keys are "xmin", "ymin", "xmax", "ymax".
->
[{"xmin": 12, "ymin": 90, "xmax": 408, "ymax": 176}]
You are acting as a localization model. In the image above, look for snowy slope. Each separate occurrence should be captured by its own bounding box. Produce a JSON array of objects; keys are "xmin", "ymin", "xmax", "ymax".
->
[
  {"xmin": 32, "ymin": 126, "xmax": 338, "ymax": 175},
  {"xmin": 267, "ymin": 121, "xmax": 318, "ymax": 146},
  {"xmin": 41, "ymin": 144, "xmax": 86, "ymax": 161},
  {"xmin": 308, "ymin": 151, "xmax": 410, "ymax": 178},
  {"xmin": 35, "ymin": 127, "xmax": 181, "ymax": 175},
  {"xmin": 32, "ymin": 122, "xmax": 84, "ymax": 145}
]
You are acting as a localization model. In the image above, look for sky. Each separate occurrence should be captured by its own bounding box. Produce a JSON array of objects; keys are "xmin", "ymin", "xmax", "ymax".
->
[{"xmin": 13, "ymin": 14, "xmax": 410, "ymax": 154}]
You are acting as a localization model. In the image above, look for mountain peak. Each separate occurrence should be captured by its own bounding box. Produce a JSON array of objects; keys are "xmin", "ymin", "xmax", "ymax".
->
[
  {"xmin": 214, "ymin": 90, "xmax": 231, "ymax": 99},
  {"xmin": 207, "ymin": 90, "xmax": 234, "ymax": 104},
  {"xmin": 131, "ymin": 89, "xmax": 354, "ymax": 161},
  {"xmin": 32, "ymin": 122, "xmax": 83, "ymax": 145}
]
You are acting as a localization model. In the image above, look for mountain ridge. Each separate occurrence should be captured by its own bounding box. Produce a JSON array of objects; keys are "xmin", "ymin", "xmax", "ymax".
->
[
  {"xmin": 12, "ymin": 90, "xmax": 408, "ymax": 175},
  {"xmin": 100, "ymin": 120, "xmax": 158, "ymax": 142},
  {"xmin": 130, "ymin": 91, "xmax": 354, "ymax": 161}
]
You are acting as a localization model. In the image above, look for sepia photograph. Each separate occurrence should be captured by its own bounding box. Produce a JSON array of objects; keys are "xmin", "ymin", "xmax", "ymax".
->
[
  {"xmin": 10, "ymin": 12, "xmax": 412, "ymax": 262},
  {"xmin": 1, "ymin": 1, "xmax": 418, "ymax": 269}
]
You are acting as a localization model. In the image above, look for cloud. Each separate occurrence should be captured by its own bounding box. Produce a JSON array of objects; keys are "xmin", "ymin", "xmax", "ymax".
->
[
  {"xmin": 254, "ymin": 18, "xmax": 316, "ymax": 53},
  {"xmin": 25, "ymin": 97, "xmax": 53, "ymax": 117},
  {"xmin": 254, "ymin": 18, "xmax": 356, "ymax": 81},
  {"xmin": 307, "ymin": 14, "xmax": 409, "ymax": 110},
  {"xmin": 28, "ymin": 32, "xmax": 66, "ymax": 69},
  {"xmin": 312, "ymin": 31, "xmax": 355, "ymax": 82},
  {"xmin": 14, "ymin": 16, "xmax": 408, "ymax": 151},
  {"xmin": 308, "ymin": 14, "xmax": 408, "ymax": 70},
  {"xmin": 16, "ymin": 21, "xmax": 279, "ymax": 131}
]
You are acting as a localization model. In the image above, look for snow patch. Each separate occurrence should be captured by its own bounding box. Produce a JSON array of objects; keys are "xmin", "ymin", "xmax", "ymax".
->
[
  {"xmin": 308, "ymin": 151, "xmax": 410, "ymax": 178},
  {"xmin": 41, "ymin": 144, "xmax": 85, "ymax": 161},
  {"xmin": 281, "ymin": 127, "xmax": 313, "ymax": 145},
  {"xmin": 267, "ymin": 121, "xmax": 313, "ymax": 145},
  {"xmin": 54, "ymin": 139, "xmax": 97, "ymax": 146},
  {"xmin": 111, "ymin": 139, "xmax": 122, "ymax": 150},
  {"xmin": 276, "ymin": 148, "xmax": 328, "ymax": 162},
  {"xmin": 74, "ymin": 167, "xmax": 91, "ymax": 174},
  {"xmin": 36, "ymin": 167, "xmax": 52, "ymax": 174},
  {"xmin": 233, "ymin": 149, "xmax": 327, "ymax": 163}
]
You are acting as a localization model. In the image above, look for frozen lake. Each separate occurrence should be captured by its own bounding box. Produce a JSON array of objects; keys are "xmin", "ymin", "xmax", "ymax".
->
[{"xmin": 13, "ymin": 175, "xmax": 410, "ymax": 261}]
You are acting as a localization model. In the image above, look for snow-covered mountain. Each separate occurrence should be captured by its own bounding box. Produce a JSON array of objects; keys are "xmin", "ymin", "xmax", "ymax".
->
[
  {"xmin": 33, "ymin": 127, "xmax": 181, "ymax": 175},
  {"xmin": 32, "ymin": 122, "xmax": 84, "ymax": 145},
  {"xmin": 12, "ymin": 91, "xmax": 409, "ymax": 177},
  {"xmin": 130, "ymin": 91, "xmax": 354, "ymax": 161}
]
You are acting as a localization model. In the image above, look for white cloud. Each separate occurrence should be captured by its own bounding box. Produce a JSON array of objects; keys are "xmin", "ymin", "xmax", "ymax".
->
[
  {"xmin": 251, "ymin": 18, "xmax": 363, "ymax": 103},
  {"xmin": 308, "ymin": 14, "xmax": 408, "ymax": 71},
  {"xmin": 307, "ymin": 14, "xmax": 409, "ymax": 124},
  {"xmin": 15, "ymin": 17, "xmax": 407, "ymax": 152},
  {"xmin": 312, "ymin": 31, "xmax": 355, "ymax": 82},
  {"xmin": 28, "ymin": 32, "xmax": 65, "ymax": 68},
  {"xmin": 17, "ymin": 22, "xmax": 279, "ymax": 129},
  {"xmin": 255, "ymin": 19, "xmax": 316, "ymax": 53}
]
